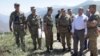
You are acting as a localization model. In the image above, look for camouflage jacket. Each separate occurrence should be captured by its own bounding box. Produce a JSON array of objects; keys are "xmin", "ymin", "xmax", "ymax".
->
[
  {"xmin": 87, "ymin": 12, "xmax": 100, "ymax": 28},
  {"xmin": 10, "ymin": 11, "xmax": 26, "ymax": 29},
  {"xmin": 43, "ymin": 14, "xmax": 53, "ymax": 27},
  {"xmin": 27, "ymin": 14, "xmax": 41, "ymax": 29},
  {"xmin": 58, "ymin": 15, "xmax": 70, "ymax": 32},
  {"xmin": 58, "ymin": 15, "xmax": 70, "ymax": 27}
]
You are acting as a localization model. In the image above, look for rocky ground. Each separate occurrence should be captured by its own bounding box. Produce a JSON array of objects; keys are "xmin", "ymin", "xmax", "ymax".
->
[{"xmin": 0, "ymin": 32, "xmax": 100, "ymax": 56}]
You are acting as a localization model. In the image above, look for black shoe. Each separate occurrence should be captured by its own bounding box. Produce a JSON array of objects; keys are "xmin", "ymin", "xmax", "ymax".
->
[
  {"xmin": 22, "ymin": 48, "xmax": 26, "ymax": 52},
  {"xmin": 33, "ymin": 47, "xmax": 36, "ymax": 50},
  {"xmin": 72, "ymin": 53, "xmax": 78, "ymax": 56},
  {"xmin": 50, "ymin": 47, "xmax": 53, "ymax": 50},
  {"xmin": 67, "ymin": 47, "xmax": 71, "ymax": 51},
  {"xmin": 62, "ymin": 48, "xmax": 66, "ymax": 52},
  {"xmin": 46, "ymin": 49, "xmax": 50, "ymax": 53},
  {"xmin": 21, "ymin": 44, "xmax": 26, "ymax": 52},
  {"xmin": 90, "ymin": 53, "xmax": 93, "ymax": 56},
  {"xmin": 79, "ymin": 53, "xmax": 82, "ymax": 56},
  {"xmin": 58, "ymin": 39, "xmax": 61, "ymax": 42},
  {"xmin": 17, "ymin": 44, "xmax": 20, "ymax": 48},
  {"xmin": 84, "ymin": 47, "xmax": 87, "ymax": 50}
]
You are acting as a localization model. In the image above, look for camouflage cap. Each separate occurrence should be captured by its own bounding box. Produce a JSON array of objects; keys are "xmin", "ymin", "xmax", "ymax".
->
[
  {"xmin": 31, "ymin": 6, "xmax": 36, "ymax": 12},
  {"xmin": 14, "ymin": 3, "xmax": 20, "ymax": 7},
  {"xmin": 89, "ymin": 4, "xmax": 96, "ymax": 9},
  {"xmin": 47, "ymin": 7, "xmax": 53, "ymax": 11}
]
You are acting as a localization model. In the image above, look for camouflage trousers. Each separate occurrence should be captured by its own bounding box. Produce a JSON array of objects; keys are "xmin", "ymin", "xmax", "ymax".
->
[
  {"xmin": 13, "ymin": 24, "xmax": 26, "ymax": 51},
  {"xmin": 29, "ymin": 28, "xmax": 41, "ymax": 49},
  {"xmin": 88, "ymin": 29, "xmax": 98, "ymax": 56},
  {"xmin": 45, "ymin": 27, "xmax": 53, "ymax": 50},
  {"xmin": 60, "ymin": 30, "xmax": 71, "ymax": 49},
  {"xmin": 31, "ymin": 33, "xmax": 41, "ymax": 49}
]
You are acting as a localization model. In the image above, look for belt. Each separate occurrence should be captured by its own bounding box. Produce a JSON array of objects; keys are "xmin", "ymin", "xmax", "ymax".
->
[
  {"xmin": 88, "ymin": 27, "xmax": 97, "ymax": 29},
  {"xmin": 14, "ymin": 23, "xmax": 23, "ymax": 24},
  {"xmin": 75, "ymin": 29, "xmax": 85, "ymax": 31},
  {"xmin": 14, "ymin": 23, "xmax": 24, "ymax": 25},
  {"xmin": 59, "ymin": 25, "xmax": 68, "ymax": 27}
]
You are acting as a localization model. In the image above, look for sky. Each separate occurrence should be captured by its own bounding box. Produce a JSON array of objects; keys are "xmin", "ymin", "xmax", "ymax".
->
[{"xmin": 0, "ymin": 0, "xmax": 99, "ymax": 15}]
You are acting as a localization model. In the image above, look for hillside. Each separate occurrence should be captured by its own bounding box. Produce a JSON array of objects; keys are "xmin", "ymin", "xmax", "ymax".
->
[
  {"xmin": 72, "ymin": 1, "xmax": 100, "ymax": 14},
  {"xmin": 0, "ymin": 0, "xmax": 100, "ymax": 32}
]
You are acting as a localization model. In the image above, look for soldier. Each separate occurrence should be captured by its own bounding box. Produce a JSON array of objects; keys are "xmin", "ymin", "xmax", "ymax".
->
[
  {"xmin": 87, "ymin": 4, "xmax": 100, "ymax": 56},
  {"xmin": 58, "ymin": 9, "xmax": 71, "ymax": 52},
  {"xmin": 27, "ymin": 7, "xmax": 42, "ymax": 50},
  {"xmin": 9, "ymin": 3, "xmax": 26, "ymax": 51},
  {"xmin": 55, "ymin": 10, "xmax": 61, "ymax": 42},
  {"xmin": 43, "ymin": 7, "xmax": 53, "ymax": 52},
  {"xmin": 67, "ymin": 9, "xmax": 74, "ymax": 23}
]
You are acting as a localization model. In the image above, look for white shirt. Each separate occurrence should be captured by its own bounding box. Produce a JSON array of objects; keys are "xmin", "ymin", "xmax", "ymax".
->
[{"xmin": 71, "ymin": 14, "xmax": 88, "ymax": 35}]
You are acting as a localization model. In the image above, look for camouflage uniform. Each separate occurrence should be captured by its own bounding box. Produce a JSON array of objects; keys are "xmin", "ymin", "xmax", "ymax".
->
[
  {"xmin": 87, "ymin": 5, "xmax": 100, "ymax": 56},
  {"xmin": 9, "ymin": 3, "xmax": 26, "ymax": 51},
  {"xmin": 58, "ymin": 10, "xmax": 71, "ymax": 51},
  {"xmin": 27, "ymin": 7, "xmax": 42, "ymax": 50},
  {"xmin": 43, "ymin": 7, "xmax": 53, "ymax": 52}
]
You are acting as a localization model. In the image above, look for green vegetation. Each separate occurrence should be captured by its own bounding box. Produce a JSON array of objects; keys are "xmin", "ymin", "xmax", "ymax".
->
[
  {"xmin": 0, "ymin": 26, "xmax": 57, "ymax": 56},
  {"xmin": 0, "ymin": 33, "xmax": 28, "ymax": 56}
]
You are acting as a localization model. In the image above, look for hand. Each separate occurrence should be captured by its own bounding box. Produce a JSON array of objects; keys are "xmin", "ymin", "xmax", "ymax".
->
[{"xmin": 84, "ymin": 34, "xmax": 87, "ymax": 38}]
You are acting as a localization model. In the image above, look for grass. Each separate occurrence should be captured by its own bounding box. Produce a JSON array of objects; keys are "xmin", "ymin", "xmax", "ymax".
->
[
  {"xmin": 0, "ymin": 26, "xmax": 57, "ymax": 56},
  {"xmin": 0, "ymin": 33, "xmax": 28, "ymax": 56}
]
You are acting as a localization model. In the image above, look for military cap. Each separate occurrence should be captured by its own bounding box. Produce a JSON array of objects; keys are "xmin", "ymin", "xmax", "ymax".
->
[
  {"xmin": 89, "ymin": 4, "xmax": 96, "ymax": 9},
  {"xmin": 61, "ymin": 8, "xmax": 64, "ymax": 11},
  {"xmin": 14, "ymin": 3, "xmax": 20, "ymax": 7},
  {"xmin": 31, "ymin": 6, "xmax": 36, "ymax": 12},
  {"xmin": 62, "ymin": 10, "xmax": 66, "ymax": 12},
  {"xmin": 68, "ymin": 9, "xmax": 71, "ymax": 11},
  {"xmin": 68, "ymin": 9, "xmax": 72, "ymax": 12},
  {"xmin": 47, "ymin": 7, "xmax": 53, "ymax": 11}
]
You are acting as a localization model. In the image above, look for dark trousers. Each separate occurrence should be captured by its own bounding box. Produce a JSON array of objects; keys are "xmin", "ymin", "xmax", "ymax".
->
[
  {"xmin": 57, "ymin": 32, "xmax": 60, "ymax": 42},
  {"xmin": 73, "ymin": 29, "xmax": 85, "ymax": 56},
  {"xmin": 84, "ymin": 37, "xmax": 89, "ymax": 49}
]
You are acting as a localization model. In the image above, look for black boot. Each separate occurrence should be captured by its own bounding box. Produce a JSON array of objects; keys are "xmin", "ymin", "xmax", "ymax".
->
[
  {"xmin": 62, "ymin": 46, "xmax": 66, "ymax": 52},
  {"xmin": 90, "ymin": 52, "xmax": 93, "ymax": 56},
  {"xmin": 50, "ymin": 45, "xmax": 53, "ymax": 50},
  {"xmin": 21, "ymin": 44, "xmax": 26, "ymax": 52},
  {"xmin": 46, "ymin": 47, "xmax": 50, "ymax": 53},
  {"xmin": 72, "ymin": 53, "xmax": 78, "ymax": 56},
  {"xmin": 57, "ymin": 33, "xmax": 60, "ymax": 42},
  {"xmin": 68, "ymin": 47, "xmax": 71, "ymax": 51}
]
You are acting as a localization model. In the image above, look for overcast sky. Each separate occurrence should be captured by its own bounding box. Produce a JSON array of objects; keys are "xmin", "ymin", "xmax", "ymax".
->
[{"xmin": 0, "ymin": 0, "xmax": 99, "ymax": 15}]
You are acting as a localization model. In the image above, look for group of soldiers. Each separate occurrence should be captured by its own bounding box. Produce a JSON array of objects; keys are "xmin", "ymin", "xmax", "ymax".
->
[{"xmin": 9, "ymin": 3, "xmax": 100, "ymax": 56}]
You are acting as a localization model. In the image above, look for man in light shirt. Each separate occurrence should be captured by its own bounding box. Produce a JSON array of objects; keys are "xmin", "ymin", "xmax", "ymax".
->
[{"xmin": 71, "ymin": 7, "xmax": 88, "ymax": 56}]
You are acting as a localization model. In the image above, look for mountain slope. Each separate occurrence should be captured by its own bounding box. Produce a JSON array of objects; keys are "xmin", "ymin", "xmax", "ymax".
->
[{"xmin": 72, "ymin": 1, "xmax": 100, "ymax": 14}]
